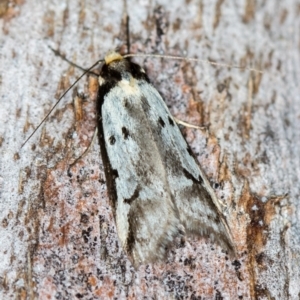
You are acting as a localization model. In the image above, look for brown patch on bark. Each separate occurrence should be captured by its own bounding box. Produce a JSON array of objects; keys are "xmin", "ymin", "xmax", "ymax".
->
[
  {"xmin": 236, "ymin": 70, "xmax": 262, "ymax": 140},
  {"xmin": 243, "ymin": 76, "xmax": 253, "ymax": 140},
  {"xmin": 18, "ymin": 166, "xmax": 31, "ymax": 194},
  {"xmin": 0, "ymin": 0, "xmax": 9, "ymax": 17},
  {"xmin": 0, "ymin": 0, "xmax": 23, "ymax": 22},
  {"xmin": 181, "ymin": 63, "xmax": 206, "ymax": 126},
  {"xmin": 43, "ymin": 10, "xmax": 55, "ymax": 37},
  {"xmin": 73, "ymin": 89, "xmax": 84, "ymax": 122},
  {"xmin": 239, "ymin": 181, "xmax": 287, "ymax": 299},
  {"xmin": 213, "ymin": 0, "xmax": 225, "ymax": 29},
  {"xmin": 218, "ymin": 155, "xmax": 231, "ymax": 183},
  {"xmin": 243, "ymin": 0, "xmax": 255, "ymax": 23}
]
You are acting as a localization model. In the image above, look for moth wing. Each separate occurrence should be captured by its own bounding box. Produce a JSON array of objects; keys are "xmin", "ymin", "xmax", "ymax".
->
[
  {"xmin": 100, "ymin": 81, "xmax": 183, "ymax": 267},
  {"xmin": 100, "ymin": 73, "xmax": 234, "ymax": 267},
  {"xmin": 140, "ymin": 81, "xmax": 235, "ymax": 254}
]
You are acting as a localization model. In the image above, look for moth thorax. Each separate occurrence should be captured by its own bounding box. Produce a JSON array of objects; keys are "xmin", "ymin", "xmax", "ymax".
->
[{"xmin": 107, "ymin": 58, "xmax": 130, "ymax": 74}]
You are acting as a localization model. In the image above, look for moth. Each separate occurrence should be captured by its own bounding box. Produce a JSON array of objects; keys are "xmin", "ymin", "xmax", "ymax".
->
[{"xmin": 97, "ymin": 51, "xmax": 235, "ymax": 267}]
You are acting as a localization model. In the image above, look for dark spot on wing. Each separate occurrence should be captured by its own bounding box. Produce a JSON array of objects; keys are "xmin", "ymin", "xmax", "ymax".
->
[
  {"xmin": 128, "ymin": 61, "xmax": 150, "ymax": 82},
  {"xmin": 206, "ymin": 214, "xmax": 220, "ymax": 225},
  {"xmin": 124, "ymin": 186, "xmax": 140, "ymax": 205},
  {"xmin": 125, "ymin": 201, "xmax": 145, "ymax": 255},
  {"xmin": 198, "ymin": 175, "xmax": 204, "ymax": 184},
  {"xmin": 126, "ymin": 200, "xmax": 156, "ymax": 259},
  {"xmin": 98, "ymin": 64, "xmax": 123, "ymax": 103},
  {"xmin": 158, "ymin": 117, "xmax": 165, "ymax": 127},
  {"xmin": 109, "ymin": 135, "xmax": 116, "ymax": 145},
  {"xmin": 101, "ymin": 63, "xmax": 123, "ymax": 80},
  {"xmin": 141, "ymin": 96, "xmax": 151, "ymax": 112},
  {"xmin": 168, "ymin": 116, "xmax": 175, "ymax": 126},
  {"xmin": 98, "ymin": 81, "xmax": 119, "ymax": 105},
  {"xmin": 187, "ymin": 147, "xmax": 193, "ymax": 156},
  {"xmin": 126, "ymin": 219, "xmax": 136, "ymax": 255},
  {"xmin": 111, "ymin": 169, "xmax": 119, "ymax": 179},
  {"xmin": 122, "ymin": 127, "xmax": 130, "ymax": 139},
  {"xmin": 183, "ymin": 168, "xmax": 203, "ymax": 184},
  {"xmin": 123, "ymin": 98, "xmax": 129, "ymax": 108},
  {"xmin": 214, "ymin": 216, "xmax": 221, "ymax": 224}
]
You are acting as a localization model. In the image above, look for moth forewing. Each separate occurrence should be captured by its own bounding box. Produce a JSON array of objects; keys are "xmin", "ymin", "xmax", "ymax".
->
[{"xmin": 97, "ymin": 52, "xmax": 235, "ymax": 267}]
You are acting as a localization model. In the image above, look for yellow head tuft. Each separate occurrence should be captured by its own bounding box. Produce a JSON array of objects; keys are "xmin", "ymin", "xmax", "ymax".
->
[{"xmin": 104, "ymin": 51, "xmax": 123, "ymax": 65}]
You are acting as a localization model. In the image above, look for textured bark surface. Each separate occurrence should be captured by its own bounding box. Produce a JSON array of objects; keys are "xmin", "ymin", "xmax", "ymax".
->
[{"xmin": 0, "ymin": 0, "xmax": 299, "ymax": 299}]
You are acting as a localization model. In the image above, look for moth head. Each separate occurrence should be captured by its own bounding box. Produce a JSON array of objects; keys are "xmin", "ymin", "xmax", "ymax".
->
[
  {"xmin": 105, "ymin": 51, "xmax": 123, "ymax": 65},
  {"xmin": 99, "ymin": 51, "xmax": 125, "ymax": 86}
]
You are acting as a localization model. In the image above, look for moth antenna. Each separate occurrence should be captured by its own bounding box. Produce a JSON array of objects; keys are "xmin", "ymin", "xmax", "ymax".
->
[
  {"xmin": 21, "ymin": 59, "xmax": 103, "ymax": 148},
  {"xmin": 49, "ymin": 46, "xmax": 98, "ymax": 76},
  {"xmin": 124, "ymin": 53, "xmax": 263, "ymax": 74},
  {"xmin": 118, "ymin": 0, "xmax": 130, "ymax": 55},
  {"xmin": 126, "ymin": 15, "xmax": 130, "ymax": 54},
  {"xmin": 67, "ymin": 127, "xmax": 98, "ymax": 175}
]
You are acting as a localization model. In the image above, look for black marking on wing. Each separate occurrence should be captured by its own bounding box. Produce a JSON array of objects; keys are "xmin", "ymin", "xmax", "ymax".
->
[
  {"xmin": 168, "ymin": 116, "xmax": 175, "ymax": 126},
  {"xmin": 98, "ymin": 64, "xmax": 122, "ymax": 103},
  {"xmin": 98, "ymin": 80, "xmax": 119, "ymax": 104},
  {"xmin": 97, "ymin": 74, "xmax": 120, "ymax": 211},
  {"xmin": 101, "ymin": 63, "xmax": 123, "ymax": 80},
  {"xmin": 124, "ymin": 186, "xmax": 140, "ymax": 205},
  {"xmin": 111, "ymin": 169, "xmax": 119, "ymax": 180},
  {"xmin": 140, "ymin": 96, "xmax": 151, "ymax": 112},
  {"xmin": 187, "ymin": 147, "xmax": 193, "ymax": 156},
  {"xmin": 122, "ymin": 127, "xmax": 130, "ymax": 139},
  {"xmin": 109, "ymin": 135, "xmax": 116, "ymax": 145},
  {"xmin": 183, "ymin": 168, "xmax": 204, "ymax": 185},
  {"xmin": 123, "ymin": 98, "xmax": 129, "ymax": 108},
  {"xmin": 125, "ymin": 200, "xmax": 150, "ymax": 256},
  {"xmin": 210, "ymin": 214, "xmax": 221, "ymax": 224},
  {"xmin": 158, "ymin": 117, "xmax": 165, "ymax": 128},
  {"xmin": 126, "ymin": 211, "xmax": 137, "ymax": 255},
  {"xmin": 127, "ymin": 61, "xmax": 150, "ymax": 82}
]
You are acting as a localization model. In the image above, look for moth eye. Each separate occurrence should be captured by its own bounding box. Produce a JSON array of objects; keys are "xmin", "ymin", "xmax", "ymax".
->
[
  {"xmin": 122, "ymin": 127, "xmax": 130, "ymax": 139},
  {"xmin": 168, "ymin": 116, "xmax": 175, "ymax": 126},
  {"xmin": 109, "ymin": 135, "xmax": 116, "ymax": 145},
  {"xmin": 98, "ymin": 76, "xmax": 105, "ymax": 86},
  {"xmin": 158, "ymin": 117, "xmax": 165, "ymax": 127}
]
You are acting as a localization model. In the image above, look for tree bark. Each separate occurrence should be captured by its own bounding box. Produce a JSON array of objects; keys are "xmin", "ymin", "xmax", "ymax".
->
[{"xmin": 0, "ymin": 0, "xmax": 299, "ymax": 299}]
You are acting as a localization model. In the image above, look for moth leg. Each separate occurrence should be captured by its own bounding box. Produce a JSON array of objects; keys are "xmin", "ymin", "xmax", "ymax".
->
[
  {"xmin": 173, "ymin": 116, "xmax": 228, "ymax": 210},
  {"xmin": 173, "ymin": 117, "xmax": 206, "ymax": 130},
  {"xmin": 68, "ymin": 127, "xmax": 98, "ymax": 174}
]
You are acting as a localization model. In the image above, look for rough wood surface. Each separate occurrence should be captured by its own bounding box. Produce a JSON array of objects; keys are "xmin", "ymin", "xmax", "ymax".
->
[{"xmin": 0, "ymin": 0, "xmax": 299, "ymax": 299}]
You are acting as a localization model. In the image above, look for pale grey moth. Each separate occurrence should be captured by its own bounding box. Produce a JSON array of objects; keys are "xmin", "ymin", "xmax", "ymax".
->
[{"xmin": 97, "ymin": 51, "xmax": 235, "ymax": 267}]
